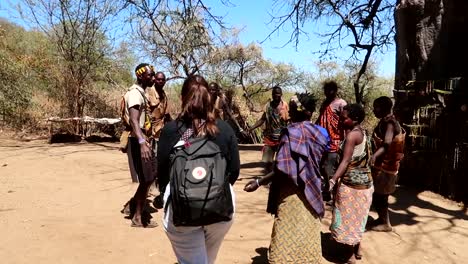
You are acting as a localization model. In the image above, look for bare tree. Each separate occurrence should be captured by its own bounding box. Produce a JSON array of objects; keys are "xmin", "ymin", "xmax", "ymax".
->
[
  {"xmin": 125, "ymin": 0, "xmax": 228, "ymax": 79},
  {"xmin": 19, "ymin": 0, "xmax": 125, "ymax": 118},
  {"xmin": 209, "ymin": 41, "xmax": 304, "ymax": 111},
  {"xmin": 267, "ymin": 0, "xmax": 395, "ymax": 104}
]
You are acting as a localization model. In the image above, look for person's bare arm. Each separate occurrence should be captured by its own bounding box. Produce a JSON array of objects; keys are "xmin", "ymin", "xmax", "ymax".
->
[
  {"xmin": 243, "ymin": 171, "xmax": 274, "ymax": 192},
  {"xmin": 129, "ymin": 106, "xmax": 152, "ymax": 162},
  {"xmin": 371, "ymin": 123, "xmax": 395, "ymax": 166},
  {"xmin": 329, "ymin": 131, "xmax": 359, "ymax": 190},
  {"xmin": 248, "ymin": 112, "xmax": 266, "ymax": 132}
]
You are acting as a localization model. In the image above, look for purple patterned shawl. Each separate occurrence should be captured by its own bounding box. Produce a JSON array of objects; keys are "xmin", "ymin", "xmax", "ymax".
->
[{"xmin": 275, "ymin": 121, "xmax": 330, "ymax": 217}]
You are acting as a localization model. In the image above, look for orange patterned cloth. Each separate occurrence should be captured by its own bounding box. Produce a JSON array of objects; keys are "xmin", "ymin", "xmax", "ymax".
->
[
  {"xmin": 372, "ymin": 128, "xmax": 406, "ymax": 174},
  {"xmin": 372, "ymin": 126, "xmax": 406, "ymax": 194},
  {"xmin": 317, "ymin": 98, "xmax": 346, "ymax": 152}
]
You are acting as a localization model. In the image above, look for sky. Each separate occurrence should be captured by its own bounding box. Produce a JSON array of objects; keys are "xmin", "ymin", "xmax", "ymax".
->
[{"xmin": 0, "ymin": 0, "xmax": 395, "ymax": 77}]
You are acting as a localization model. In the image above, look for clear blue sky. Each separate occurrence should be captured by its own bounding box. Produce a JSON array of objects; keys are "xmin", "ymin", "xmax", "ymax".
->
[{"xmin": 0, "ymin": 0, "xmax": 395, "ymax": 77}]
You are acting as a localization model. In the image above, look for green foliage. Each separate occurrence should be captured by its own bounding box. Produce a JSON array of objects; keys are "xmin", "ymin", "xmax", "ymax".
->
[
  {"xmin": 0, "ymin": 18, "xmax": 135, "ymax": 131},
  {"xmin": 306, "ymin": 60, "xmax": 393, "ymax": 130},
  {"xmin": 0, "ymin": 19, "xmax": 50, "ymax": 129},
  {"xmin": 159, "ymin": 81, "xmax": 184, "ymax": 118},
  {"xmin": 18, "ymin": 0, "xmax": 127, "ymax": 118},
  {"xmin": 206, "ymin": 40, "xmax": 305, "ymax": 112},
  {"xmin": 1, "ymin": 1, "xmax": 396, "ymax": 137}
]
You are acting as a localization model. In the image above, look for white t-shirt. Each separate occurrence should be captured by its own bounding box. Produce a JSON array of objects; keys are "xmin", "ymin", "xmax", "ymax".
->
[{"xmin": 124, "ymin": 84, "xmax": 147, "ymax": 129}]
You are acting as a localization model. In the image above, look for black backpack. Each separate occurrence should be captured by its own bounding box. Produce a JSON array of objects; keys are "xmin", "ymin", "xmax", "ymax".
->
[{"xmin": 169, "ymin": 136, "xmax": 233, "ymax": 226}]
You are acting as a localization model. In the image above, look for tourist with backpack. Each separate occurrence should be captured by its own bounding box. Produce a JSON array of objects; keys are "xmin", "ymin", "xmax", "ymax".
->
[{"xmin": 157, "ymin": 75, "xmax": 240, "ymax": 264}]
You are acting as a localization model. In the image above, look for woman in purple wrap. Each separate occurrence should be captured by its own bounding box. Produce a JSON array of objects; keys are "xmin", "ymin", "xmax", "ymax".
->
[{"xmin": 244, "ymin": 93, "xmax": 330, "ymax": 263}]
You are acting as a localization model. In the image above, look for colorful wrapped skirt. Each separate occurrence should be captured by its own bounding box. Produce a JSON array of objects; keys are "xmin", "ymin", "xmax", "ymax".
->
[{"xmin": 330, "ymin": 183, "xmax": 373, "ymax": 245}]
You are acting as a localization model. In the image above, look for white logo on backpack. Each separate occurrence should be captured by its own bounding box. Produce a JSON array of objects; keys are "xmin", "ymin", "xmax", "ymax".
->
[{"xmin": 192, "ymin": 167, "xmax": 207, "ymax": 180}]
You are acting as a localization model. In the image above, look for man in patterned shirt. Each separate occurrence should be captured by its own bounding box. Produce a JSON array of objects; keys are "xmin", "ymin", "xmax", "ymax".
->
[{"xmin": 248, "ymin": 86, "xmax": 289, "ymax": 174}]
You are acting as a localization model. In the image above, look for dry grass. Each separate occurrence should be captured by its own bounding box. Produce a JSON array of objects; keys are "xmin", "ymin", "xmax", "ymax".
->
[{"xmin": 5, "ymin": 85, "xmax": 380, "ymax": 143}]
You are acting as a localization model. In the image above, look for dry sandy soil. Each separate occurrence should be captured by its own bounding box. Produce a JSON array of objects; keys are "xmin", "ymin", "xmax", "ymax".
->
[{"xmin": 1, "ymin": 136, "xmax": 467, "ymax": 264}]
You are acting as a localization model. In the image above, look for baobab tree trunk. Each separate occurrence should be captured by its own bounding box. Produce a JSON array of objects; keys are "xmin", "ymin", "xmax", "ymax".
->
[
  {"xmin": 395, "ymin": 0, "xmax": 443, "ymax": 87},
  {"xmin": 394, "ymin": 0, "xmax": 468, "ymax": 203}
]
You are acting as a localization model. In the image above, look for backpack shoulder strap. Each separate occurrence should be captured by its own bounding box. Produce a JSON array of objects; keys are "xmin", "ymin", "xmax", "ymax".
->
[
  {"xmin": 119, "ymin": 93, "xmax": 132, "ymax": 128},
  {"xmin": 135, "ymin": 87, "xmax": 148, "ymax": 107}
]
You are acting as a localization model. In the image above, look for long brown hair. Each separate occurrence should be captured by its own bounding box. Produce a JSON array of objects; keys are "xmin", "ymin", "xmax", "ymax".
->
[{"xmin": 179, "ymin": 75, "xmax": 219, "ymax": 137}]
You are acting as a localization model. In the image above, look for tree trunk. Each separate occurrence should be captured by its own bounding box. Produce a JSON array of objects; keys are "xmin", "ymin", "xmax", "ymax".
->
[{"xmin": 394, "ymin": 0, "xmax": 468, "ymax": 203}]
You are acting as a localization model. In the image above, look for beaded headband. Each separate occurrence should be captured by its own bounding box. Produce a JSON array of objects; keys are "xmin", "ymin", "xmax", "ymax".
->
[{"xmin": 135, "ymin": 65, "xmax": 154, "ymax": 77}]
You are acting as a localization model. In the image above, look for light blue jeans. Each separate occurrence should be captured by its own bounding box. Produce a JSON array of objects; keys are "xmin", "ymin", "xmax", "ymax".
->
[{"xmin": 162, "ymin": 185, "xmax": 235, "ymax": 264}]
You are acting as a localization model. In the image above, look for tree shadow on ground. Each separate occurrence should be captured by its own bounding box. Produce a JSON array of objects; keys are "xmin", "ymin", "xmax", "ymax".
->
[
  {"xmin": 251, "ymin": 247, "xmax": 268, "ymax": 264},
  {"xmin": 49, "ymin": 133, "xmax": 82, "ymax": 143},
  {"xmin": 85, "ymin": 135, "xmax": 118, "ymax": 143},
  {"xmin": 88, "ymin": 141, "xmax": 120, "ymax": 151},
  {"xmin": 240, "ymin": 161, "xmax": 265, "ymax": 169},
  {"xmin": 321, "ymin": 232, "xmax": 353, "ymax": 263},
  {"xmin": 387, "ymin": 186, "xmax": 468, "ymax": 229},
  {"xmin": 239, "ymin": 145, "xmax": 263, "ymax": 151},
  {"xmin": 49, "ymin": 134, "xmax": 118, "ymax": 144}
]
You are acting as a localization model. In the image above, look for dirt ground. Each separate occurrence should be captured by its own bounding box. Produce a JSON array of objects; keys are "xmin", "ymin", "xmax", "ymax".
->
[{"xmin": 1, "ymin": 136, "xmax": 467, "ymax": 264}]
